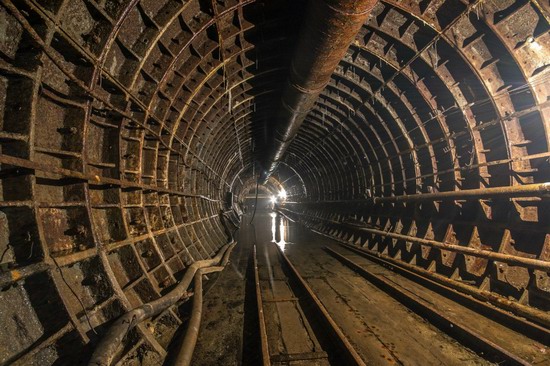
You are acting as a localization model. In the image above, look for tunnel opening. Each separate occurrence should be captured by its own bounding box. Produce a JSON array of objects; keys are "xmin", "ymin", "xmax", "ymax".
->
[{"xmin": 0, "ymin": 0, "xmax": 549, "ymax": 365}]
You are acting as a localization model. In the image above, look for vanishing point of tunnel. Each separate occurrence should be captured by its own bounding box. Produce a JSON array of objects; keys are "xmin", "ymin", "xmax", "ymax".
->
[{"xmin": 0, "ymin": 0, "xmax": 550, "ymax": 365}]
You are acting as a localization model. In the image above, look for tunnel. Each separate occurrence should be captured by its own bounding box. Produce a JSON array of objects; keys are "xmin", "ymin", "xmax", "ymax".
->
[{"xmin": 0, "ymin": 0, "xmax": 549, "ymax": 364}]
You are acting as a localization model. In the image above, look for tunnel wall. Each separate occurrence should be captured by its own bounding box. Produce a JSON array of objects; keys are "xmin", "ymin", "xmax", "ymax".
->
[
  {"xmin": 0, "ymin": 0, "xmax": 549, "ymax": 364},
  {"xmin": 0, "ymin": 0, "xmax": 304, "ymax": 363},
  {"xmin": 279, "ymin": 0, "xmax": 550, "ymax": 323}
]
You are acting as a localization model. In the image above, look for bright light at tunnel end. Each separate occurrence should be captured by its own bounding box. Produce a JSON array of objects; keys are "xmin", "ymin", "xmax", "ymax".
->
[{"xmin": 270, "ymin": 188, "xmax": 287, "ymax": 205}]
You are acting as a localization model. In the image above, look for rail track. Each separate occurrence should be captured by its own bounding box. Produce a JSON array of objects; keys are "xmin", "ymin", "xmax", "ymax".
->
[
  {"xmin": 251, "ymin": 243, "xmax": 365, "ymax": 366},
  {"xmin": 246, "ymin": 212, "xmax": 549, "ymax": 366}
]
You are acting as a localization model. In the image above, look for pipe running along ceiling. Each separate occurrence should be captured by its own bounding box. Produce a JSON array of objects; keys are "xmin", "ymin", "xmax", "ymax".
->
[{"xmin": 0, "ymin": 0, "xmax": 549, "ymax": 364}]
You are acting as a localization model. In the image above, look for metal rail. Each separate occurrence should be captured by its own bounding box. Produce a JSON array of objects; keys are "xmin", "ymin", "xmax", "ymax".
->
[
  {"xmin": 253, "ymin": 245, "xmax": 271, "ymax": 366},
  {"xmin": 333, "ymin": 242, "xmax": 550, "ymax": 342},
  {"xmin": 252, "ymin": 241, "xmax": 365, "ymax": 365},
  {"xmin": 324, "ymin": 247, "xmax": 534, "ymax": 366}
]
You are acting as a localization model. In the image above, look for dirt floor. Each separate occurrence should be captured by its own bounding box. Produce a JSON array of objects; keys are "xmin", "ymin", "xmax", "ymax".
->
[{"xmin": 189, "ymin": 205, "xmax": 261, "ymax": 366}]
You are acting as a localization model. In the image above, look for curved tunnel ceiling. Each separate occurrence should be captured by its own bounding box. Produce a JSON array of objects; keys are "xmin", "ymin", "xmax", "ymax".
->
[{"xmin": 0, "ymin": 0, "xmax": 549, "ymax": 364}]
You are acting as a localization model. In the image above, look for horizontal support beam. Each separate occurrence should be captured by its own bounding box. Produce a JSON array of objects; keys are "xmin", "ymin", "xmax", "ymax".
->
[
  {"xmin": 0, "ymin": 154, "xmax": 219, "ymax": 202},
  {"xmin": 280, "ymin": 208, "xmax": 550, "ymax": 271},
  {"xmin": 0, "ymin": 262, "xmax": 51, "ymax": 288},
  {"xmin": 285, "ymin": 182, "xmax": 550, "ymax": 205}
]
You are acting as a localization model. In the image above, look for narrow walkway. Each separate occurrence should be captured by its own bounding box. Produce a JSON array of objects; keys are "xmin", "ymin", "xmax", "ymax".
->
[{"xmin": 190, "ymin": 204, "xmax": 548, "ymax": 365}]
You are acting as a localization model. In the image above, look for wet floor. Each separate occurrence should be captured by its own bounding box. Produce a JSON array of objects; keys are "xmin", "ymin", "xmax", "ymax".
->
[
  {"xmin": 190, "ymin": 203, "xmax": 547, "ymax": 365},
  {"xmin": 264, "ymin": 211, "xmax": 489, "ymax": 365}
]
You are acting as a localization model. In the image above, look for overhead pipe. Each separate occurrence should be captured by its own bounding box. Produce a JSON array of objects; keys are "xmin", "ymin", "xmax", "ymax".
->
[{"xmin": 259, "ymin": 0, "xmax": 378, "ymax": 184}]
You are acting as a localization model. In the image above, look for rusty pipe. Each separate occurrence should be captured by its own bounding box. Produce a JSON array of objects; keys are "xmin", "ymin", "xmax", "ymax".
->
[
  {"xmin": 279, "ymin": 207, "xmax": 550, "ymax": 271},
  {"xmin": 259, "ymin": 0, "xmax": 377, "ymax": 184},
  {"xmin": 172, "ymin": 266, "xmax": 223, "ymax": 366},
  {"xmin": 88, "ymin": 243, "xmax": 236, "ymax": 366},
  {"xmin": 172, "ymin": 243, "xmax": 236, "ymax": 366},
  {"xmin": 349, "ymin": 225, "xmax": 550, "ymax": 271},
  {"xmin": 282, "ymin": 182, "xmax": 550, "ymax": 204},
  {"xmin": 373, "ymin": 182, "xmax": 550, "ymax": 203}
]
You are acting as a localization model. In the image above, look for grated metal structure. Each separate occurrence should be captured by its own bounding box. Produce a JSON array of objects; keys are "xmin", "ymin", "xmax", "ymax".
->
[{"xmin": 0, "ymin": 0, "xmax": 549, "ymax": 365}]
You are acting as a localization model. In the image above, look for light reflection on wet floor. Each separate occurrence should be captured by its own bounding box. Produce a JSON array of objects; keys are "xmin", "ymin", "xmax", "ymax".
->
[{"xmin": 244, "ymin": 208, "xmax": 498, "ymax": 366}]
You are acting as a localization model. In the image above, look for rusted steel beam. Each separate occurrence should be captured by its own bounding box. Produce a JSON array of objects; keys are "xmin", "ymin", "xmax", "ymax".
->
[
  {"xmin": 259, "ymin": 0, "xmax": 378, "ymax": 184},
  {"xmin": 3, "ymin": 0, "xmax": 229, "ymax": 188},
  {"xmin": 0, "ymin": 154, "xmax": 220, "ymax": 202},
  {"xmin": 0, "ymin": 263, "xmax": 51, "ymax": 289},
  {"xmin": 367, "ymin": 0, "xmax": 484, "ymax": 104}
]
